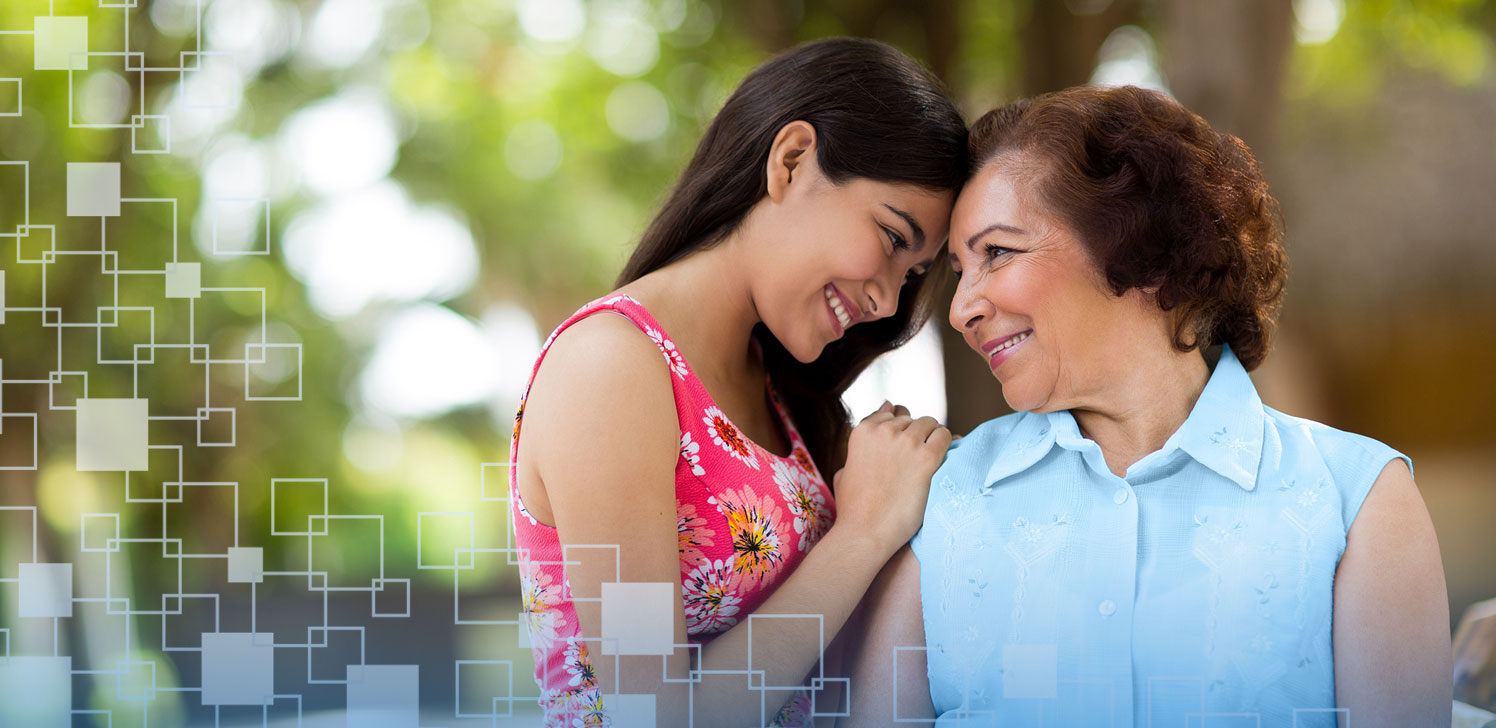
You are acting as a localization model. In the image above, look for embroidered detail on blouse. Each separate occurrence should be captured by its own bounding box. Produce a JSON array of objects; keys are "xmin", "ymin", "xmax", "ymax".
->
[
  {"xmin": 1211, "ymin": 426, "xmax": 1253, "ymax": 457},
  {"xmin": 1002, "ymin": 513, "xmax": 1071, "ymax": 644}
]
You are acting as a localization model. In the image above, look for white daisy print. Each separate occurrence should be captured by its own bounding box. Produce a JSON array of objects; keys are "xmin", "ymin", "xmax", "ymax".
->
[
  {"xmin": 772, "ymin": 459, "xmax": 829, "ymax": 552},
  {"xmin": 562, "ymin": 641, "xmax": 597, "ymax": 689},
  {"xmin": 702, "ymin": 406, "xmax": 759, "ymax": 470},
  {"xmin": 646, "ymin": 326, "xmax": 690, "ymax": 379},
  {"xmin": 520, "ymin": 565, "xmax": 566, "ymax": 650},
  {"xmin": 600, "ymin": 294, "xmax": 641, "ymax": 307},
  {"xmin": 680, "ymin": 431, "xmax": 706, "ymax": 476},
  {"xmin": 682, "ymin": 558, "xmax": 743, "ymax": 635}
]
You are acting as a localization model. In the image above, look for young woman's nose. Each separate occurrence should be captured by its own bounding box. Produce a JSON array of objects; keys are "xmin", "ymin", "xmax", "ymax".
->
[{"xmin": 862, "ymin": 268, "xmax": 900, "ymax": 320}]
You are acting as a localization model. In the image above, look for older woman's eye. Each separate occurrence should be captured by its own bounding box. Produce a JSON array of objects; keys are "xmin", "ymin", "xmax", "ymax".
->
[{"xmin": 985, "ymin": 244, "xmax": 1016, "ymax": 262}]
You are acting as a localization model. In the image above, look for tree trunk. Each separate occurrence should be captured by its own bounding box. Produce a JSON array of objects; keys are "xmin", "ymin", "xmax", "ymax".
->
[{"xmin": 1158, "ymin": 0, "xmax": 1295, "ymax": 159}]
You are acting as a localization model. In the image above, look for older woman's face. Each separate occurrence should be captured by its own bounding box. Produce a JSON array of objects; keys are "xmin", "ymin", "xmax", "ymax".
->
[{"xmin": 947, "ymin": 156, "xmax": 1168, "ymax": 413}]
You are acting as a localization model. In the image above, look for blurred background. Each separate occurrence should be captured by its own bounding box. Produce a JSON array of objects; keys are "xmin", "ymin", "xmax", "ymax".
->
[{"xmin": 0, "ymin": 0, "xmax": 1493, "ymax": 724}]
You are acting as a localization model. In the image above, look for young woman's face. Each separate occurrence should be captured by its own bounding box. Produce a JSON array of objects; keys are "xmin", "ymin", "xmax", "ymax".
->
[
  {"xmin": 747, "ymin": 126, "xmax": 953, "ymax": 363},
  {"xmin": 946, "ymin": 156, "xmax": 1167, "ymax": 413}
]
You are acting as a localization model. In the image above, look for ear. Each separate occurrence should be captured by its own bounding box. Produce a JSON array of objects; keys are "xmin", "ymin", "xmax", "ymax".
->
[{"xmin": 765, "ymin": 120, "xmax": 816, "ymax": 204}]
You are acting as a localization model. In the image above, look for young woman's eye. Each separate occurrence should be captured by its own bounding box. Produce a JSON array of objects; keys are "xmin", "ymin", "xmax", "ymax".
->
[{"xmin": 883, "ymin": 226, "xmax": 910, "ymax": 252}]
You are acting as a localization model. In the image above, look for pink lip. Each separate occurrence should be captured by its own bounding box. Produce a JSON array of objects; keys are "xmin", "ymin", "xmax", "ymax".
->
[
  {"xmin": 825, "ymin": 295, "xmax": 845, "ymax": 338},
  {"xmin": 827, "ymin": 284, "xmax": 864, "ymax": 326},
  {"xmin": 980, "ymin": 329, "xmax": 1032, "ymax": 371}
]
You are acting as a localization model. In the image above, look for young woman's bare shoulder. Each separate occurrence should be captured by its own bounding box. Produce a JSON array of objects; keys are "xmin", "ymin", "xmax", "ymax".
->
[{"xmin": 523, "ymin": 312, "xmax": 678, "ymax": 462}]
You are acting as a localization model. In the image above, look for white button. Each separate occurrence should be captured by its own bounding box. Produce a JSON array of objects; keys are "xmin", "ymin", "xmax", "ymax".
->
[
  {"xmin": 1099, "ymin": 599, "xmax": 1117, "ymax": 617},
  {"xmin": 1113, "ymin": 489, "xmax": 1128, "ymax": 505}
]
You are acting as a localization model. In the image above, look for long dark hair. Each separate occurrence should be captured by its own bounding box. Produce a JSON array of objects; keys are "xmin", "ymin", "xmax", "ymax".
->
[{"xmin": 616, "ymin": 37, "xmax": 968, "ymax": 475}]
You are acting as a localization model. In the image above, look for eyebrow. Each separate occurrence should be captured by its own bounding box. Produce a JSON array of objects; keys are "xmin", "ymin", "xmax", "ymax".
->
[
  {"xmin": 882, "ymin": 204, "xmax": 927, "ymax": 252},
  {"xmin": 963, "ymin": 222, "xmax": 1026, "ymax": 252},
  {"xmin": 948, "ymin": 222, "xmax": 1028, "ymax": 266}
]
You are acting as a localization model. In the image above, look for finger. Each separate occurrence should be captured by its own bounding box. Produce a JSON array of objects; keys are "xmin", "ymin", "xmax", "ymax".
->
[
  {"xmin": 859, "ymin": 410, "xmax": 895, "ymax": 426},
  {"xmin": 884, "ymin": 413, "xmax": 916, "ymax": 431},
  {"xmin": 905, "ymin": 416, "xmax": 942, "ymax": 443},
  {"xmin": 891, "ymin": 404, "xmax": 911, "ymax": 418},
  {"xmin": 926, "ymin": 425, "xmax": 954, "ymax": 450}
]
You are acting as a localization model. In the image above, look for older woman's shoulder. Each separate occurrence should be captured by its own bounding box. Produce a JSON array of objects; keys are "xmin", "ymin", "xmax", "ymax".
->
[
  {"xmin": 1260, "ymin": 405, "xmax": 1410, "ymax": 526},
  {"xmin": 1261, "ymin": 405, "xmax": 1404, "ymax": 467},
  {"xmin": 938, "ymin": 410, "xmax": 1042, "ymax": 477}
]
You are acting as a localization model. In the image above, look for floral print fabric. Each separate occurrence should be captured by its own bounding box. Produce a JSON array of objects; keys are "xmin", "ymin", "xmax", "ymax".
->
[{"xmin": 510, "ymin": 294, "xmax": 835, "ymax": 727}]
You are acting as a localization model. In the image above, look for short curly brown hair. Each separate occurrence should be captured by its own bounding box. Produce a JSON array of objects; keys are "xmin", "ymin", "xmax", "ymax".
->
[{"xmin": 967, "ymin": 85, "xmax": 1288, "ymax": 371}]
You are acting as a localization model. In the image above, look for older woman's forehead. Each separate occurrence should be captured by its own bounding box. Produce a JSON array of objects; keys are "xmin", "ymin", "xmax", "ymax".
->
[{"xmin": 952, "ymin": 166, "xmax": 1032, "ymax": 233}]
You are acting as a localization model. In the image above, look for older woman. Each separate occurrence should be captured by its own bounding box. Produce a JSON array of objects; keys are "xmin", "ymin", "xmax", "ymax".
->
[{"xmin": 842, "ymin": 86, "xmax": 1452, "ymax": 727}]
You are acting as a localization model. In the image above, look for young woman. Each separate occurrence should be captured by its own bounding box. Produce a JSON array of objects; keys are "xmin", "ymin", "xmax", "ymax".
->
[
  {"xmin": 510, "ymin": 38, "xmax": 966, "ymax": 726},
  {"xmin": 845, "ymin": 85, "xmax": 1452, "ymax": 727}
]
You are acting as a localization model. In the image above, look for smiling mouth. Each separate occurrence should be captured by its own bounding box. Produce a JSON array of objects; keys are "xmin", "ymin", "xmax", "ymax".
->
[
  {"xmin": 824, "ymin": 285, "xmax": 854, "ymax": 331},
  {"xmin": 983, "ymin": 330, "xmax": 1030, "ymax": 356}
]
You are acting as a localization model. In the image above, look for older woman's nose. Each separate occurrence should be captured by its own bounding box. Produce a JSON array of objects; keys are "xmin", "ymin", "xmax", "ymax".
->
[{"xmin": 949, "ymin": 275, "xmax": 990, "ymax": 333}]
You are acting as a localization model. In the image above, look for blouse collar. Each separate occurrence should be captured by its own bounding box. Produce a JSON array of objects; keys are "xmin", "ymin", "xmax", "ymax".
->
[{"xmin": 982, "ymin": 345, "xmax": 1266, "ymax": 492}]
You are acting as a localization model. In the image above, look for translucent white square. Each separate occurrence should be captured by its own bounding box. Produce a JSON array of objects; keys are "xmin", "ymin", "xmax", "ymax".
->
[
  {"xmin": 227, "ymin": 547, "xmax": 262, "ymax": 583},
  {"xmin": 18, "ymin": 563, "xmax": 72, "ymax": 618},
  {"xmin": 164, "ymin": 262, "xmax": 200, "ymax": 298},
  {"xmin": 201, "ymin": 632, "xmax": 274, "ymax": 706},
  {"xmin": 33, "ymin": 17, "xmax": 88, "ymax": 71},
  {"xmin": 600, "ymin": 582, "xmax": 674, "ymax": 656},
  {"xmin": 210, "ymin": 197, "xmax": 269, "ymax": 254},
  {"xmin": 75, "ymin": 398, "xmax": 148, "ymax": 471},
  {"xmin": 0, "ymin": 78, "xmax": 19, "ymax": 117},
  {"xmin": 0, "ymin": 656, "xmax": 70, "ymax": 728},
  {"xmin": 603, "ymin": 693, "xmax": 655, "ymax": 728},
  {"xmin": 346, "ymin": 664, "xmax": 419, "ymax": 727},
  {"xmin": 516, "ymin": 612, "xmax": 530, "ymax": 648},
  {"xmin": 66, "ymin": 162, "xmax": 120, "ymax": 217},
  {"xmin": 1001, "ymin": 643, "xmax": 1057, "ymax": 699},
  {"xmin": 130, "ymin": 114, "xmax": 170, "ymax": 154}
]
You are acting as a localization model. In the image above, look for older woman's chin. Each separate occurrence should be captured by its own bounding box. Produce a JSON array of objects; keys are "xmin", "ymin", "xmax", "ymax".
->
[{"xmin": 996, "ymin": 383, "xmax": 1039, "ymax": 414}]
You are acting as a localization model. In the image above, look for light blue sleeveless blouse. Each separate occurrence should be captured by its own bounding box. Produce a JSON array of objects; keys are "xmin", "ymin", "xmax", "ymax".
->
[{"xmin": 910, "ymin": 346, "xmax": 1410, "ymax": 727}]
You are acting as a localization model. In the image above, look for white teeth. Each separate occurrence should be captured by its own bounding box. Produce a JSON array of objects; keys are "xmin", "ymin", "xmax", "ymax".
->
[
  {"xmin": 825, "ymin": 287, "xmax": 852, "ymax": 329},
  {"xmin": 994, "ymin": 331, "xmax": 1030, "ymax": 352}
]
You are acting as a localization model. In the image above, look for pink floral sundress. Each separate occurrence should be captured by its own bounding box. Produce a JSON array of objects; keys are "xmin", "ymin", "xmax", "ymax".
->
[{"xmin": 510, "ymin": 294, "xmax": 837, "ymax": 727}]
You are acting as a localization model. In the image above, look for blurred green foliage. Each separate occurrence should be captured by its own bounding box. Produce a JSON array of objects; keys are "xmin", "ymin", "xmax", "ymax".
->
[{"xmin": 0, "ymin": 2, "xmax": 1492, "ymax": 722}]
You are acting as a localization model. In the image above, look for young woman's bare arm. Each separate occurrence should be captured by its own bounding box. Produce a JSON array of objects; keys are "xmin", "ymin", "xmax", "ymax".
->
[
  {"xmin": 837, "ymin": 544, "xmax": 933, "ymax": 726},
  {"xmin": 521, "ymin": 315, "xmax": 948, "ymax": 727},
  {"xmin": 1332, "ymin": 458, "xmax": 1452, "ymax": 728}
]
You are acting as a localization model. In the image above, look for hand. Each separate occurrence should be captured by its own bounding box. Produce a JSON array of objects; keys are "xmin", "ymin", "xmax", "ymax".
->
[{"xmin": 830, "ymin": 401, "xmax": 951, "ymax": 554}]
